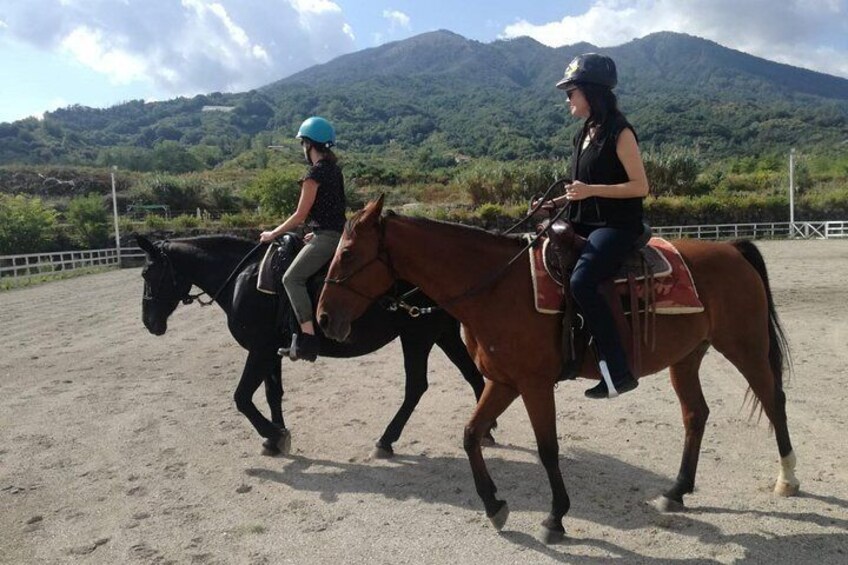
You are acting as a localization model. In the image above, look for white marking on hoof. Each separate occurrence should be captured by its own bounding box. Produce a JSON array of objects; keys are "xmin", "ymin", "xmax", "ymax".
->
[
  {"xmin": 489, "ymin": 503, "xmax": 509, "ymax": 531},
  {"xmin": 652, "ymin": 495, "xmax": 685, "ymax": 513},
  {"xmin": 775, "ymin": 450, "xmax": 800, "ymax": 497}
]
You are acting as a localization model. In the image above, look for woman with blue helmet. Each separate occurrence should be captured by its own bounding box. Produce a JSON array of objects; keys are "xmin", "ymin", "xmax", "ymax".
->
[
  {"xmin": 538, "ymin": 53, "xmax": 650, "ymax": 399},
  {"xmin": 259, "ymin": 116, "xmax": 346, "ymax": 362}
]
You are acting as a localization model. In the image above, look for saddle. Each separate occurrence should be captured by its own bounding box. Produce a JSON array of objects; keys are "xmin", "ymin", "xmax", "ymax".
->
[
  {"xmin": 255, "ymin": 233, "xmax": 326, "ymax": 339},
  {"xmin": 539, "ymin": 219, "xmax": 666, "ymax": 381}
]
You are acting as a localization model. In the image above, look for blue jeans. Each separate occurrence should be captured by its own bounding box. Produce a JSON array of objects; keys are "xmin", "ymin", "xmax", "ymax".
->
[{"xmin": 569, "ymin": 225, "xmax": 640, "ymax": 379}]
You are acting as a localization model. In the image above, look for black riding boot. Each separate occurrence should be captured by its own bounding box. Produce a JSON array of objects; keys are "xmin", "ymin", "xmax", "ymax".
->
[
  {"xmin": 279, "ymin": 333, "xmax": 319, "ymax": 362},
  {"xmin": 584, "ymin": 373, "xmax": 638, "ymax": 399}
]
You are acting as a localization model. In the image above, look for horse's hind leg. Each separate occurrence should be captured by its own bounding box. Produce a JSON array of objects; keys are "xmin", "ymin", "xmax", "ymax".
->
[
  {"xmin": 464, "ymin": 380, "xmax": 518, "ymax": 531},
  {"xmin": 372, "ymin": 332, "xmax": 436, "ymax": 458},
  {"xmin": 713, "ymin": 337, "xmax": 799, "ymax": 497},
  {"xmin": 660, "ymin": 342, "xmax": 711, "ymax": 512}
]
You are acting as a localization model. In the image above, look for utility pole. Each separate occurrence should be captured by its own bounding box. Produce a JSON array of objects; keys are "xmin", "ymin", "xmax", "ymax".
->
[
  {"xmin": 789, "ymin": 149, "xmax": 796, "ymax": 238},
  {"xmin": 110, "ymin": 166, "xmax": 122, "ymax": 265}
]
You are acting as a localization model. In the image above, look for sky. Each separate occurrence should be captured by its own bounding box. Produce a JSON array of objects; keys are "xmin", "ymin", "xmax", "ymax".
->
[{"xmin": 1, "ymin": 0, "xmax": 847, "ymax": 124}]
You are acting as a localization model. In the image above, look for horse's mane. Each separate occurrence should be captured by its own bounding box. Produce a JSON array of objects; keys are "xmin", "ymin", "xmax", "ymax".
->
[
  {"xmin": 384, "ymin": 211, "xmax": 526, "ymax": 247},
  {"xmin": 166, "ymin": 235, "xmax": 258, "ymax": 262}
]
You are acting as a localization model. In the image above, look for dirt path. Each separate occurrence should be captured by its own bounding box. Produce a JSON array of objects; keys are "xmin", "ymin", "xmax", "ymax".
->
[{"xmin": 1, "ymin": 239, "xmax": 846, "ymax": 564}]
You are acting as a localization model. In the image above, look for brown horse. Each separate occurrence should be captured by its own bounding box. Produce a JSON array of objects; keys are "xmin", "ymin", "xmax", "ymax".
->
[{"xmin": 316, "ymin": 196, "xmax": 800, "ymax": 543}]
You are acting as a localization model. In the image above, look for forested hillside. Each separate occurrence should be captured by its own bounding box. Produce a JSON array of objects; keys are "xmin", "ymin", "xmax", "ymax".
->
[{"xmin": 1, "ymin": 31, "xmax": 846, "ymax": 170}]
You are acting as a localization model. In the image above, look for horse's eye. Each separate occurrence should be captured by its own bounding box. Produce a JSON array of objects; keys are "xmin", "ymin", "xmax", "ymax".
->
[{"xmin": 340, "ymin": 249, "xmax": 352, "ymax": 262}]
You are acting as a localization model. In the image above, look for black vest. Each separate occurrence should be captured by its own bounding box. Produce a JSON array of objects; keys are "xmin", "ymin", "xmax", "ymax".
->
[{"xmin": 568, "ymin": 114, "xmax": 644, "ymax": 232}]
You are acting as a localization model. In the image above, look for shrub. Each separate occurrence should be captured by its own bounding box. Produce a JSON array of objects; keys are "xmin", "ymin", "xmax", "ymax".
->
[
  {"xmin": 243, "ymin": 167, "xmax": 302, "ymax": 216},
  {"xmin": 144, "ymin": 214, "xmax": 167, "ymax": 230},
  {"xmin": 172, "ymin": 214, "xmax": 201, "ymax": 229},
  {"xmin": 67, "ymin": 194, "xmax": 109, "ymax": 248},
  {"xmin": 0, "ymin": 194, "xmax": 57, "ymax": 254}
]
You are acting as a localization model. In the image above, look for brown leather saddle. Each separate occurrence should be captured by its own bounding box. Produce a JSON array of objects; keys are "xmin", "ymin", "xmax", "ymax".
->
[{"xmin": 539, "ymin": 219, "xmax": 663, "ymax": 381}]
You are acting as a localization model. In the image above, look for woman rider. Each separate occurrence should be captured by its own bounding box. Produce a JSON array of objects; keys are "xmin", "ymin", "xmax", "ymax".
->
[
  {"xmin": 543, "ymin": 53, "xmax": 650, "ymax": 398},
  {"xmin": 259, "ymin": 116, "xmax": 346, "ymax": 362}
]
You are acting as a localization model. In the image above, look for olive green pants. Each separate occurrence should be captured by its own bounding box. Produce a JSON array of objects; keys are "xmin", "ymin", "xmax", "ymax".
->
[{"xmin": 282, "ymin": 230, "xmax": 342, "ymax": 325}]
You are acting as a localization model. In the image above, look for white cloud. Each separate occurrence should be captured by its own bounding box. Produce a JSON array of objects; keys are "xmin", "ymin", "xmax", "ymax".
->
[
  {"xmin": 382, "ymin": 9, "xmax": 411, "ymax": 30},
  {"xmin": 501, "ymin": 0, "xmax": 848, "ymax": 78},
  {"xmin": 0, "ymin": 0, "xmax": 357, "ymax": 96}
]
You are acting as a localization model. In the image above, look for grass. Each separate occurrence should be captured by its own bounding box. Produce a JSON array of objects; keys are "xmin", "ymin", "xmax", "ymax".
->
[{"xmin": 0, "ymin": 266, "xmax": 118, "ymax": 291}]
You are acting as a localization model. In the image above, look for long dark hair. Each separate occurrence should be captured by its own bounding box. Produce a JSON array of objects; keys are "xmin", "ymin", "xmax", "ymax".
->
[
  {"xmin": 304, "ymin": 139, "xmax": 338, "ymax": 164},
  {"xmin": 578, "ymin": 83, "xmax": 622, "ymax": 143}
]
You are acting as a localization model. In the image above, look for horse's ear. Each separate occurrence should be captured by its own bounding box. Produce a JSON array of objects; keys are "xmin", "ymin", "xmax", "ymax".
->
[
  {"xmin": 362, "ymin": 195, "xmax": 385, "ymax": 225},
  {"xmin": 136, "ymin": 234, "xmax": 158, "ymax": 257}
]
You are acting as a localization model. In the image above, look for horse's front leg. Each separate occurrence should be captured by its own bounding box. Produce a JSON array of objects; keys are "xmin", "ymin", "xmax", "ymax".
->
[
  {"xmin": 435, "ymin": 321, "xmax": 496, "ymax": 445},
  {"xmin": 373, "ymin": 332, "xmax": 435, "ymax": 458},
  {"xmin": 234, "ymin": 349, "xmax": 290, "ymax": 455},
  {"xmin": 463, "ymin": 380, "xmax": 518, "ymax": 530},
  {"xmin": 520, "ymin": 385, "xmax": 570, "ymax": 544}
]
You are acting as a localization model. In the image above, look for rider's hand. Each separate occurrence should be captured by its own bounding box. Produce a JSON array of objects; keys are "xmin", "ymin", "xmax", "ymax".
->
[
  {"xmin": 304, "ymin": 232, "xmax": 315, "ymax": 243},
  {"xmin": 259, "ymin": 230, "xmax": 276, "ymax": 243},
  {"xmin": 565, "ymin": 181, "xmax": 593, "ymax": 201}
]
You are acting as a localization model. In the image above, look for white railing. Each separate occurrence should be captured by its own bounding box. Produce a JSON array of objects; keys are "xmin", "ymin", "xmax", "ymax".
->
[
  {"xmin": 2, "ymin": 248, "xmax": 120, "ymax": 280},
  {"xmin": 653, "ymin": 221, "xmax": 848, "ymax": 240}
]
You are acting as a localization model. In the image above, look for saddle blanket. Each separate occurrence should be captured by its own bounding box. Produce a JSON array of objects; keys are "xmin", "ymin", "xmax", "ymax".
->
[{"xmin": 529, "ymin": 236, "xmax": 705, "ymax": 315}]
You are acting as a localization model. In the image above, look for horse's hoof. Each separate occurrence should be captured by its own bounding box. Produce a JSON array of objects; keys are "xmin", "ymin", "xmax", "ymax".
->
[
  {"xmin": 262, "ymin": 430, "xmax": 291, "ymax": 456},
  {"xmin": 480, "ymin": 435, "xmax": 496, "ymax": 448},
  {"xmin": 774, "ymin": 480, "xmax": 800, "ymax": 497},
  {"xmin": 370, "ymin": 444, "xmax": 394, "ymax": 459},
  {"xmin": 488, "ymin": 502, "xmax": 509, "ymax": 531},
  {"xmin": 653, "ymin": 495, "xmax": 685, "ymax": 513},
  {"xmin": 538, "ymin": 525, "xmax": 565, "ymax": 545}
]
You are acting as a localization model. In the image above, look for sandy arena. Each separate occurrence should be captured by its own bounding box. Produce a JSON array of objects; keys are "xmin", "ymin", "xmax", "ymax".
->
[{"xmin": 1, "ymin": 239, "xmax": 846, "ymax": 564}]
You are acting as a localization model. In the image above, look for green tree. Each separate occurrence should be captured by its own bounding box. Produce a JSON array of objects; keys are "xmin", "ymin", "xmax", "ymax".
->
[
  {"xmin": 0, "ymin": 195, "xmax": 57, "ymax": 254},
  {"xmin": 244, "ymin": 167, "xmax": 303, "ymax": 216},
  {"xmin": 67, "ymin": 194, "xmax": 109, "ymax": 248}
]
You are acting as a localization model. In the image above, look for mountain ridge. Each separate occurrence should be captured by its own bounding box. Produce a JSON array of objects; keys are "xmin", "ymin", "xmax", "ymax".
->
[{"xmin": 1, "ymin": 30, "xmax": 846, "ymax": 168}]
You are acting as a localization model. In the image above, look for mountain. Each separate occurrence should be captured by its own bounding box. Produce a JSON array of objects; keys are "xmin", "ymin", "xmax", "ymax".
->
[{"xmin": 1, "ymin": 31, "xmax": 847, "ymax": 168}]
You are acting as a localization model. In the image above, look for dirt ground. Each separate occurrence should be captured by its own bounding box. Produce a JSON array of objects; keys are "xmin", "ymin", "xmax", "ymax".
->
[{"xmin": 1, "ymin": 239, "xmax": 847, "ymax": 564}]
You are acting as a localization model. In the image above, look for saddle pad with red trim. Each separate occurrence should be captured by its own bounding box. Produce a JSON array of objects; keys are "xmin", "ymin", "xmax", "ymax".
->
[{"xmin": 529, "ymin": 236, "xmax": 704, "ymax": 315}]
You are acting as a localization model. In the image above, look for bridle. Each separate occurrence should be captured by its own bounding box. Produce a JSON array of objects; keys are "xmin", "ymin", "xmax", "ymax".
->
[{"xmin": 322, "ymin": 219, "xmax": 433, "ymax": 317}]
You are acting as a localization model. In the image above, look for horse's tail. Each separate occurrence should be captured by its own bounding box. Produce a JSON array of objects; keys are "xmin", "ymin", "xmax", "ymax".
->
[{"xmin": 731, "ymin": 240, "xmax": 792, "ymax": 405}]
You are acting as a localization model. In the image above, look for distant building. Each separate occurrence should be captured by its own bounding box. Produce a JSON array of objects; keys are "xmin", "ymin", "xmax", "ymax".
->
[{"xmin": 201, "ymin": 106, "xmax": 235, "ymax": 113}]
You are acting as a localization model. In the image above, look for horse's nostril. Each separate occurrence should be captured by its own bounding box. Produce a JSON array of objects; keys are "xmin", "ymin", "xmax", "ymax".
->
[{"xmin": 318, "ymin": 312, "xmax": 330, "ymax": 330}]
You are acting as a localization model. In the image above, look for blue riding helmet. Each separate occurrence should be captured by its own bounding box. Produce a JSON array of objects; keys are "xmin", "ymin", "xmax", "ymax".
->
[{"xmin": 296, "ymin": 116, "xmax": 336, "ymax": 147}]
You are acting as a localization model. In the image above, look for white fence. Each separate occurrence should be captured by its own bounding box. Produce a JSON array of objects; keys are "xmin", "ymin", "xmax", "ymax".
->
[
  {"xmin": 1, "ymin": 220, "xmax": 846, "ymax": 281},
  {"xmin": 652, "ymin": 221, "xmax": 848, "ymax": 240},
  {"xmin": 1, "ymin": 248, "xmax": 122, "ymax": 280}
]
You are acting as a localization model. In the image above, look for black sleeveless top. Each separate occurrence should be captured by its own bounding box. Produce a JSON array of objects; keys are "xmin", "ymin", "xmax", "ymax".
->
[
  {"xmin": 302, "ymin": 160, "xmax": 346, "ymax": 232},
  {"xmin": 567, "ymin": 113, "xmax": 644, "ymax": 233}
]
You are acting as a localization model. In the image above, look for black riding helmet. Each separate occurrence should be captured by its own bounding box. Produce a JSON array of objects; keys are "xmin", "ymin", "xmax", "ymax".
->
[{"xmin": 556, "ymin": 53, "xmax": 617, "ymax": 90}]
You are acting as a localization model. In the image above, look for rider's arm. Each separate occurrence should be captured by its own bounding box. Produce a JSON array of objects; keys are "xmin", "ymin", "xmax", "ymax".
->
[{"xmin": 259, "ymin": 180, "xmax": 318, "ymax": 242}]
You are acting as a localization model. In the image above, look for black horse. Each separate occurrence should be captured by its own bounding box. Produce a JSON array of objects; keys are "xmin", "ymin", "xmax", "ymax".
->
[{"xmin": 136, "ymin": 234, "xmax": 490, "ymax": 456}]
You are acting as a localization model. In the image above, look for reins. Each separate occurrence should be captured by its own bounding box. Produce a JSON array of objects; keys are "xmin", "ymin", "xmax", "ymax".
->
[
  {"xmin": 391, "ymin": 178, "xmax": 572, "ymax": 315},
  {"xmin": 325, "ymin": 198, "xmax": 572, "ymax": 317}
]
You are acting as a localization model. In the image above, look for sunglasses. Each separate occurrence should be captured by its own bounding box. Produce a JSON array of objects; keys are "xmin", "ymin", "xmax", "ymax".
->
[{"xmin": 566, "ymin": 89, "xmax": 578, "ymax": 100}]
